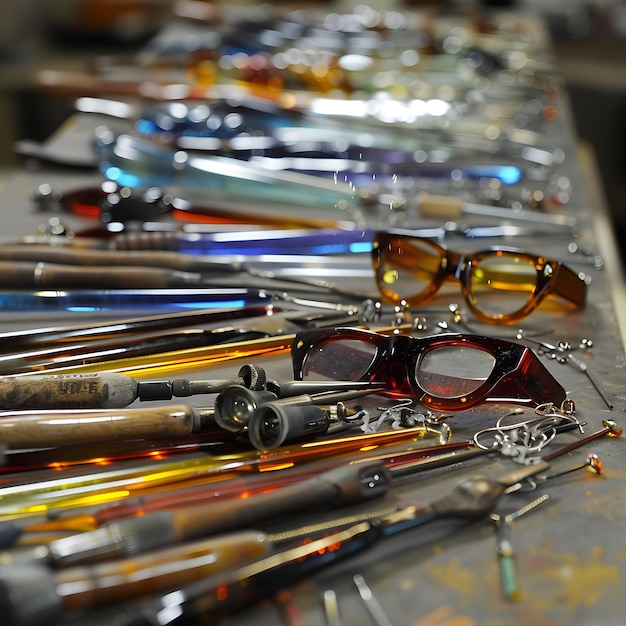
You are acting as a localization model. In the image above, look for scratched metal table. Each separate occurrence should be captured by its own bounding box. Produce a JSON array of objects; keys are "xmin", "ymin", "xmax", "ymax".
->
[{"xmin": 0, "ymin": 16, "xmax": 625, "ymax": 626}]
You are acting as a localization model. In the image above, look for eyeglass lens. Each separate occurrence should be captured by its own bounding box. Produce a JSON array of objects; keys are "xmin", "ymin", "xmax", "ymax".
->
[
  {"xmin": 418, "ymin": 345, "xmax": 496, "ymax": 397},
  {"xmin": 376, "ymin": 237, "xmax": 444, "ymax": 303},
  {"xmin": 468, "ymin": 254, "xmax": 539, "ymax": 316},
  {"xmin": 301, "ymin": 339, "xmax": 377, "ymax": 382}
]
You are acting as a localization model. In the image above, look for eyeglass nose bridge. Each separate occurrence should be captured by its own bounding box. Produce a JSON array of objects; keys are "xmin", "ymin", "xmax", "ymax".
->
[{"xmin": 447, "ymin": 250, "xmax": 468, "ymax": 282}]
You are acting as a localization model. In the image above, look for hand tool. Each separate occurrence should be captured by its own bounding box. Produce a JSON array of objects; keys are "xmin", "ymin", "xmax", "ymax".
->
[{"xmin": 0, "ymin": 462, "xmax": 548, "ymax": 626}]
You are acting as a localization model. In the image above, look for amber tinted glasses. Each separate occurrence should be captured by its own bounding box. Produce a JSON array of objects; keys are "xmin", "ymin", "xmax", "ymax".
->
[
  {"xmin": 371, "ymin": 232, "xmax": 587, "ymax": 324},
  {"xmin": 291, "ymin": 327, "xmax": 567, "ymax": 412}
]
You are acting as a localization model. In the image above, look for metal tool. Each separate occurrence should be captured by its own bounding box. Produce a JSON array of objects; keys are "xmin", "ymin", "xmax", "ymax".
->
[
  {"xmin": 0, "ymin": 462, "xmax": 550, "ymax": 626},
  {"xmin": 353, "ymin": 574, "xmax": 392, "ymax": 626},
  {"xmin": 322, "ymin": 589, "xmax": 343, "ymax": 626},
  {"xmin": 489, "ymin": 493, "xmax": 550, "ymax": 600}
]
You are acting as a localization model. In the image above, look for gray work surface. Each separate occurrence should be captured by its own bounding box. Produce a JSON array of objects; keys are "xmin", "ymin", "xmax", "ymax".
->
[{"xmin": 0, "ymin": 58, "xmax": 626, "ymax": 626}]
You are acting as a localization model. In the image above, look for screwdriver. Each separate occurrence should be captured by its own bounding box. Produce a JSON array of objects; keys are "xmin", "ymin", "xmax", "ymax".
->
[
  {"xmin": 0, "ymin": 370, "xmax": 258, "ymax": 410},
  {"xmin": 0, "ymin": 258, "xmax": 360, "ymax": 294}
]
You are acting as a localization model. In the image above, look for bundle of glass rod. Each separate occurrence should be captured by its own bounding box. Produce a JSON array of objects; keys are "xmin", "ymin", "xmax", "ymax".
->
[{"xmin": 42, "ymin": 8, "xmax": 568, "ymax": 237}]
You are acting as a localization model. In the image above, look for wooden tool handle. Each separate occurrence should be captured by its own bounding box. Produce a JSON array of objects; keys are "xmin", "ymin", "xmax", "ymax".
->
[{"xmin": 0, "ymin": 405, "xmax": 197, "ymax": 448}]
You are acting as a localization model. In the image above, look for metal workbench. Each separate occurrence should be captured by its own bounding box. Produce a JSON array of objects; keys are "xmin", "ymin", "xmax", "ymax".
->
[{"xmin": 0, "ymin": 8, "xmax": 625, "ymax": 626}]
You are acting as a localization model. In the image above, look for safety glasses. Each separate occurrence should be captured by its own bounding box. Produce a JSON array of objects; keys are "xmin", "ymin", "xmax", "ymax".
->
[
  {"xmin": 371, "ymin": 231, "xmax": 587, "ymax": 324},
  {"xmin": 291, "ymin": 327, "xmax": 568, "ymax": 412}
]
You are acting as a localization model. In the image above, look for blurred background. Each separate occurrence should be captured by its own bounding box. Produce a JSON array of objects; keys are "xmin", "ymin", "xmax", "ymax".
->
[{"xmin": 1, "ymin": 0, "xmax": 625, "ymax": 246}]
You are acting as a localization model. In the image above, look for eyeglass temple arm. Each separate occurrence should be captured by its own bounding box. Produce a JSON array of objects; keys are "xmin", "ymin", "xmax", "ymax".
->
[
  {"xmin": 551, "ymin": 263, "xmax": 587, "ymax": 308},
  {"xmin": 488, "ymin": 348, "xmax": 568, "ymax": 408}
]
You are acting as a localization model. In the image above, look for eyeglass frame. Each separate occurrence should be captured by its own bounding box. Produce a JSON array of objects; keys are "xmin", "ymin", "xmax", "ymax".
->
[
  {"xmin": 291, "ymin": 327, "xmax": 568, "ymax": 412},
  {"xmin": 371, "ymin": 231, "xmax": 587, "ymax": 324}
]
